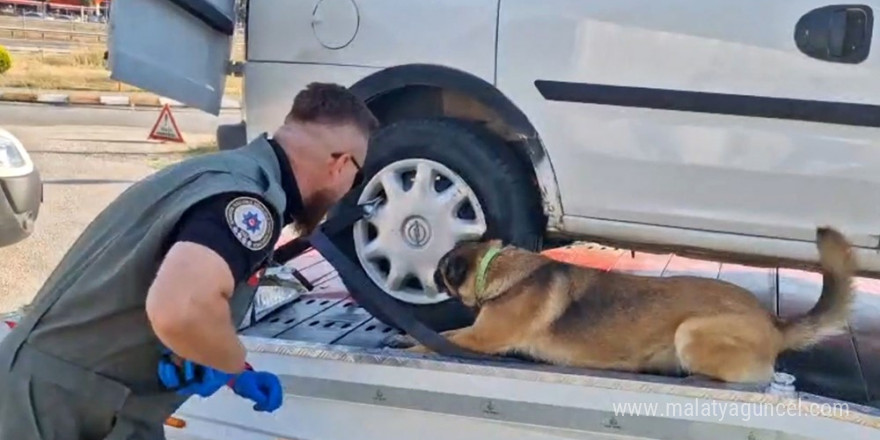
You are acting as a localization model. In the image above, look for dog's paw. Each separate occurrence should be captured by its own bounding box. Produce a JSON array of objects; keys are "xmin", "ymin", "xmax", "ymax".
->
[
  {"xmin": 405, "ymin": 344, "xmax": 432, "ymax": 354},
  {"xmin": 383, "ymin": 333, "xmax": 417, "ymax": 349}
]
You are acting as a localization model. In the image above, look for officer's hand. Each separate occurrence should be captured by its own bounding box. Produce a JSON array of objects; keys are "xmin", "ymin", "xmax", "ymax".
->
[
  {"xmin": 229, "ymin": 369, "xmax": 283, "ymax": 412},
  {"xmin": 158, "ymin": 352, "xmax": 232, "ymax": 398}
]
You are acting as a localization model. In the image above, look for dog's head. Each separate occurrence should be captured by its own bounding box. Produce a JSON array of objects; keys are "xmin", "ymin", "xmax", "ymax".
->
[{"xmin": 433, "ymin": 238, "xmax": 507, "ymax": 307}]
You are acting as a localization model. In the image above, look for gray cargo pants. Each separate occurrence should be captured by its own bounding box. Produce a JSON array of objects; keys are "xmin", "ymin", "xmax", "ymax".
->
[
  {"xmin": 0, "ymin": 369, "xmax": 129, "ymax": 439},
  {"xmin": 0, "ymin": 333, "xmax": 173, "ymax": 439}
]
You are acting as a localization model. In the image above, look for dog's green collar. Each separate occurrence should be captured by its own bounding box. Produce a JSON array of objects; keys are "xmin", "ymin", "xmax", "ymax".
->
[{"xmin": 475, "ymin": 244, "xmax": 503, "ymax": 296}]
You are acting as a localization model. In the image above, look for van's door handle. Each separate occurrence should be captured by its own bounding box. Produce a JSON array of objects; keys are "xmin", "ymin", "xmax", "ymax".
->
[
  {"xmin": 795, "ymin": 4, "xmax": 873, "ymax": 63},
  {"xmin": 828, "ymin": 9, "xmax": 848, "ymax": 57}
]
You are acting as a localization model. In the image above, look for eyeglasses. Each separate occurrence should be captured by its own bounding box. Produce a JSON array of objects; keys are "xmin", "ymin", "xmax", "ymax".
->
[{"xmin": 332, "ymin": 152, "xmax": 364, "ymax": 189}]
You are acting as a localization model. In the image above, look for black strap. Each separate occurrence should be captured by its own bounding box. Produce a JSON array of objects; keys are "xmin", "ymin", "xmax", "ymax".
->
[
  {"xmin": 272, "ymin": 236, "xmax": 312, "ymax": 265},
  {"xmin": 273, "ymin": 201, "xmax": 365, "ymax": 263},
  {"xmin": 272, "ymin": 195, "xmax": 508, "ymax": 362},
  {"xmin": 311, "ymin": 232, "xmax": 504, "ymax": 362},
  {"xmin": 271, "ymin": 200, "xmax": 371, "ymax": 288}
]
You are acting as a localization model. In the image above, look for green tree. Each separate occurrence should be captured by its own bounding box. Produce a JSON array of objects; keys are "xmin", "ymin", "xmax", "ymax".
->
[{"xmin": 0, "ymin": 45, "xmax": 12, "ymax": 75}]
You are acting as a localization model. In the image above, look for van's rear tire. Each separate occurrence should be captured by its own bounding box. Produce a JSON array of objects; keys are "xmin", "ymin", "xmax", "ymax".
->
[{"xmin": 327, "ymin": 118, "xmax": 544, "ymax": 332}]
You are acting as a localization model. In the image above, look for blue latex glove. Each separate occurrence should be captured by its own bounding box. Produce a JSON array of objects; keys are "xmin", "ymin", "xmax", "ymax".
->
[
  {"xmin": 157, "ymin": 350, "xmax": 233, "ymax": 398},
  {"xmin": 229, "ymin": 369, "xmax": 283, "ymax": 412}
]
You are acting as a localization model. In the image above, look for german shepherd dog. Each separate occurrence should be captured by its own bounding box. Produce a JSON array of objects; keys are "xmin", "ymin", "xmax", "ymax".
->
[{"xmin": 389, "ymin": 227, "xmax": 855, "ymax": 384}]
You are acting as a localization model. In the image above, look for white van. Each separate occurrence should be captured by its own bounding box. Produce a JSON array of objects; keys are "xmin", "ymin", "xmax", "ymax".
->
[
  {"xmin": 102, "ymin": 1, "xmax": 880, "ymax": 438},
  {"xmin": 109, "ymin": 0, "xmax": 880, "ymax": 330}
]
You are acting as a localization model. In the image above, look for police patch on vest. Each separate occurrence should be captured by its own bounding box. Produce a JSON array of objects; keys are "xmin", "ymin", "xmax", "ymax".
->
[{"xmin": 225, "ymin": 196, "xmax": 274, "ymax": 251}]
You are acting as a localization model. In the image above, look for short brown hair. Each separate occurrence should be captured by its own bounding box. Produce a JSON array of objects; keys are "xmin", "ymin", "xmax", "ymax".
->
[{"xmin": 285, "ymin": 82, "xmax": 379, "ymax": 135}]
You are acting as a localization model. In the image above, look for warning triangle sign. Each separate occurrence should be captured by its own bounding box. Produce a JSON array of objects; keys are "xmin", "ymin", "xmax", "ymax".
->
[{"xmin": 148, "ymin": 104, "xmax": 185, "ymax": 143}]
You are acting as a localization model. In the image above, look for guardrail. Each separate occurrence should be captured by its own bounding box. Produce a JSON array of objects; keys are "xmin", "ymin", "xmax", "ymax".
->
[
  {"xmin": 0, "ymin": 24, "xmax": 243, "ymax": 59},
  {"xmin": 0, "ymin": 15, "xmax": 107, "ymax": 32},
  {"xmin": 0, "ymin": 25, "xmax": 105, "ymax": 43}
]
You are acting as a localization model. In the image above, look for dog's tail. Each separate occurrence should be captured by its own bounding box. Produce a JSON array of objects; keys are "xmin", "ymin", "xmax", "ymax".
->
[{"xmin": 777, "ymin": 226, "xmax": 856, "ymax": 351}]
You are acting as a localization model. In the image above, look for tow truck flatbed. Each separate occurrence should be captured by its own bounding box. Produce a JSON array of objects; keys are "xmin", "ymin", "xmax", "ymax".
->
[{"xmin": 150, "ymin": 242, "xmax": 880, "ymax": 440}]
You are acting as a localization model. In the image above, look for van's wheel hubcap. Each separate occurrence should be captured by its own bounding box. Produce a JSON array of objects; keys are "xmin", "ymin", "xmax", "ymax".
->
[{"xmin": 353, "ymin": 159, "xmax": 487, "ymax": 304}]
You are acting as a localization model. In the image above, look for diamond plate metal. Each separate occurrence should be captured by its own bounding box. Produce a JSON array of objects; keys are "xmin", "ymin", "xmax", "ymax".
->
[
  {"xmin": 240, "ymin": 294, "xmax": 346, "ymax": 338},
  {"xmin": 335, "ymin": 318, "xmax": 406, "ymax": 348},
  {"xmin": 274, "ymin": 297, "xmax": 374, "ymax": 344}
]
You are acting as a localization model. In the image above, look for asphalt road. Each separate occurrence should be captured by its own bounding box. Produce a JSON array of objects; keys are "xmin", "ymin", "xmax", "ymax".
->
[
  {"xmin": 0, "ymin": 102, "xmax": 240, "ymax": 130},
  {"xmin": 0, "ymin": 103, "xmax": 239, "ymax": 313}
]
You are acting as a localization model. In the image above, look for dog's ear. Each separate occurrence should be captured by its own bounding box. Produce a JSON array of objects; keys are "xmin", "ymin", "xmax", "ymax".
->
[{"xmin": 444, "ymin": 254, "xmax": 470, "ymax": 289}]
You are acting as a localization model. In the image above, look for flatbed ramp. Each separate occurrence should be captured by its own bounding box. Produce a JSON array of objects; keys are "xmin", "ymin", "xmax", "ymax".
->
[{"xmin": 161, "ymin": 243, "xmax": 880, "ymax": 440}]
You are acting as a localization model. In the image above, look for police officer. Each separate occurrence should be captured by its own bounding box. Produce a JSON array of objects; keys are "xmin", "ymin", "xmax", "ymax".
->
[{"xmin": 0, "ymin": 82, "xmax": 378, "ymax": 439}]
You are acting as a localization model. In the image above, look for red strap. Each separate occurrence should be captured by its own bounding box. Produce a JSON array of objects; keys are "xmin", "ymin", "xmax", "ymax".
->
[
  {"xmin": 226, "ymin": 362, "xmax": 254, "ymax": 387},
  {"xmin": 246, "ymin": 273, "xmax": 260, "ymax": 287}
]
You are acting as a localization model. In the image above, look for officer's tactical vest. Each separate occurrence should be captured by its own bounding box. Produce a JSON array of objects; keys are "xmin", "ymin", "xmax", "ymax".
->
[{"xmin": 9, "ymin": 135, "xmax": 287, "ymax": 409}]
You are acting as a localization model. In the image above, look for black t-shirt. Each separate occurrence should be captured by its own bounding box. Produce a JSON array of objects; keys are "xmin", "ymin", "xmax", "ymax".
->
[
  {"xmin": 163, "ymin": 135, "xmax": 304, "ymax": 285},
  {"xmin": 167, "ymin": 192, "xmax": 282, "ymax": 284}
]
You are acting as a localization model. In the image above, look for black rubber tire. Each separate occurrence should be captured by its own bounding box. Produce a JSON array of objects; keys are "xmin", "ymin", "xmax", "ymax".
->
[{"xmin": 328, "ymin": 117, "xmax": 545, "ymax": 332}]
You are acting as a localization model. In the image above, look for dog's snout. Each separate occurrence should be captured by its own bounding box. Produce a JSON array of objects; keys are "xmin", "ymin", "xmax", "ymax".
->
[
  {"xmin": 434, "ymin": 253, "xmax": 449, "ymax": 293},
  {"xmin": 433, "ymin": 268, "xmax": 446, "ymax": 293}
]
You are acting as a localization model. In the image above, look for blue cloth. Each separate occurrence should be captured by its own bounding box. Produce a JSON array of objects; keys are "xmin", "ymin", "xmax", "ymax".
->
[
  {"xmin": 157, "ymin": 351, "xmax": 233, "ymax": 398},
  {"xmin": 156, "ymin": 348, "xmax": 283, "ymax": 411},
  {"xmin": 230, "ymin": 370, "xmax": 283, "ymax": 412}
]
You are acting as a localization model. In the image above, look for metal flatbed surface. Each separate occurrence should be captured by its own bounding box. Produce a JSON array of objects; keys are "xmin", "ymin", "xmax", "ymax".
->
[{"xmin": 242, "ymin": 243, "xmax": 880, "ymax": 410}]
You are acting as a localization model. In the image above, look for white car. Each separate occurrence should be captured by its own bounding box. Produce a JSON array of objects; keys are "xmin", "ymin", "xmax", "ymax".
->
[
  {"xmin": 109, "ymin": 0, "xmax": 880, "ymax": 330},
  {"xmin": 0, "ymin": 128, "xmax": 41, "ymax": 248}
]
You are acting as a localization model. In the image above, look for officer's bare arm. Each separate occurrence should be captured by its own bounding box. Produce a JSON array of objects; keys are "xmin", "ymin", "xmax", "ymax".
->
[
  {"xmin": 144, "ymin": 193, "xmax": 277, "ymax": 373},
  {"xmin": 146, "ymin": 241, "xmax": 248, "ymax": 374}
]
